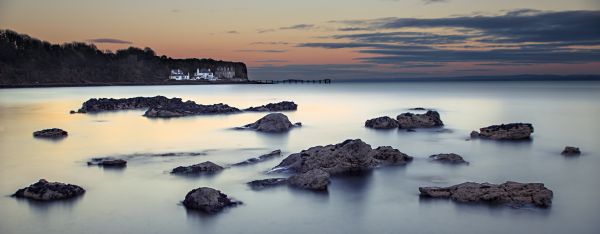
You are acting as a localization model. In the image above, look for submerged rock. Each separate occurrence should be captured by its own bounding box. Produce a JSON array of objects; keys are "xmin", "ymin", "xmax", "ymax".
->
[
  {"xmin": 182, "ymin": 187, "xmax": 241, "ymax": 213},
  {"xmin": 419, "ymin": 181, "xmax": 553, "ymax": 208},
  {"xmin": 247, "ymin": 178, "xmax": 289, "ymax": 190},
  {"xmin": 365, "ymin": 116, "xmax": 399, "ymax": 129},
  {"xmin": 77, "ymin": 96, "xmax": 178, "ymax": 113},
  {"xmin": 429, "ymin": 153, "xmax": 469, "ymax": 165},
  {"xmin": 87, "ymin": 157, "xmax": 127, "ymax": 168},
  {"xmin": 245, "ymin": 101, "xmax": 298, "ymax": 112},
  {"xmin": 231, "ymin": 150, "xmax": 282, "ymax": 166},
  {"xmin": 288, "ymin": 169, "xmax": 330, "ymax": 191},
  {"xmin": 396, "ymin": 111, "xmax": 444, "ymax": 129},
  {"xmin": 33, "ymin": 128, "xmax": 68, "ymax": 138},
  {"xmin": 471, "ymin": 123, "xmax": 534, "ymax": 140},
  {"xmin": 561, "ymin": 146, "xmax": 581, "ymax": 156},
  {"xmin": 242, "ymin": 113, "xmax": 297, "ymax": 132},
  {"xmin": 171, "ymin": 161, "xmax": 224, "ymax": 175},
  {"xmin": 13, "ymin": 179, "xmax": 85, "ymax": 201},
  {"xmin": 144, "ymin": 102, "xmax": 240, "ymax": 118}
]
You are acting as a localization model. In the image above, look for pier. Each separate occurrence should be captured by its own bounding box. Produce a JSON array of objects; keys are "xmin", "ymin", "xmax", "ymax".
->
[{"xmin": 254, "ymin": 79, "xmax": 332, "ymax": 84}]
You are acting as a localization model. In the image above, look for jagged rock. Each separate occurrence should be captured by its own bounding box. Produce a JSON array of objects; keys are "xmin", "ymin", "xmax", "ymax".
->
[
  {"xmin": 561, "ymin": 146, "xmax": 581, "ymax": 156},
  {"xmin": 429, "ymin": 153, "xmax": 469, "ymax": 165},
  {"xmin": 247, "ymin": 178, "xmax": 288, "ymax": 190},
  {"xmin": 370, "ymin": 146, "xmax": 413, "ymax": 165},
  {"xmin": 171, "ymin": 161, "xmax": 224, "ymax": 175},
  {"xmin": 144, "ymin": 102, "xmax": 240, "ymax": 118},
  {"xmin": 182, "ymin": 187, "xmax": 241, "ymax": 213},
  {"xmin": 231, "ymin": 150, "xmax": 282, "ymax": 166},
  {"xmin": 87, "ymin": 157, "xmax": 127, "ymax": 168},
  {"xmin": 365, "ymin": 116, "xmax": 399, "ymax": 129},
  {"xmin": 77, "ymin": 96, "xmax": 178, "ymax": 113},
  {"xmin": 396, "ymin": 111, "xmax": 444, "ymax": 129},
  {"xmin": 12, "ymin": 179, "xmax": 85, "ymax": 201},
  {"xmin": 242, "ymin": 113, "xmax": 297, "ymax": 132},
  {"xmin": 273, "ymin": 139, "xmax": 410, "ymax": 175},
  {"xmin": 288, "ymin": 169, "xmax": 330, "ymax": 190},
  {"xmin": 419, "ymin": 181, "xmax": 553, "ymax": 208},
  {"xmin": 245, "ymin": 101, "xmax": 298, "ymax": 112},
  {"xmin": 33, "ymin": 128, "xmax": 68, "ymax": 138},
  {"xmin": 471, "ymin": 123, "xmax": 534, "ymax": 140}
]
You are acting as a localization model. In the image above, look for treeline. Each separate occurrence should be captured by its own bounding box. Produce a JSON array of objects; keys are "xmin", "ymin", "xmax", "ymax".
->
[{"xmin": 0, "ymin": 29, "xmax": 248, "ymax": 85}]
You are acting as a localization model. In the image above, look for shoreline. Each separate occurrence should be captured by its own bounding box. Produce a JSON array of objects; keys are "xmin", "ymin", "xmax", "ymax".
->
[{"xmin": 0, "ymin": 80, "xmax": 264, "ymax": 89}]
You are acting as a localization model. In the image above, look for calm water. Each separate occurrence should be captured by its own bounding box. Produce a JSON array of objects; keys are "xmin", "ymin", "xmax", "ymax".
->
[{"xmin": 0, "ymin": 82, "xmax": 599, "ymax": 234}]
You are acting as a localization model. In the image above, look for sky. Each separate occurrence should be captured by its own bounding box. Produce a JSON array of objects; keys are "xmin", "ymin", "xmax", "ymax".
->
[{"xmin": 1, "ymin": 0, "xmax": 600, "ymax": 80}]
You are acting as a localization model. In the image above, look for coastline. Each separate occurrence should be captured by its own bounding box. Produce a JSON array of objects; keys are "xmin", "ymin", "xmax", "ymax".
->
[{"xmin": 0, "ymin": 80, "xmax": 264, "ymax": 89}]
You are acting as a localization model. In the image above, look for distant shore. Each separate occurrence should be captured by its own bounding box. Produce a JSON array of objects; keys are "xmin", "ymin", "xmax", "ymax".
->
[{"xmin": 0, "ymin": 80, "xmax": 264, "ymax": 89}]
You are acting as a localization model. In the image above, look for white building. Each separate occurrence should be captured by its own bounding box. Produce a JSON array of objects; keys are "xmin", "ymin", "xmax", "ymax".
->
[
  {"xmin": 169, "ymin": 69, "xmax": 189, "ymax": 80},
  {"xmin": 192, "ymin": 68, "xmax": 218, "ymax": 81}
]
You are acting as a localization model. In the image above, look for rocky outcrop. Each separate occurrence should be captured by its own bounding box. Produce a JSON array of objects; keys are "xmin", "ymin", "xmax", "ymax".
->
[
  {"xmin": 396, "ymin": 111, "xmax": 444, "ymax": 129},
  {"xmin": 245, "ymin": 101, "xmax": 298, "ymax": 112},
  {"xmin": 471, "ymin": 123, "xmax": 534, "ymax": 140},
  {"xmin": 561, "ymin": 146, "xmax": 581, "ymax": 156},
  {"xmin": 429, "ymin": 153, "xmax": 469, "ymax": 165},
  {"xmin": 182, "ymin": 187, "xmax": 241, "ymax": 213},
  {"xmin": 231, "ymin": 150, "xmax": 282, "ymax": 166},
  {"xmin": 171, "ymin": 161, "xmax": 224, "ymax": 175},
  {"xmin": 33, "ymin": 128, "xmax": 68, "ymax": 138},
  {"xmin": 12, "ymin": 179, "xmax": 85, "ymax": 201},
  {"xmin": 77, "ymin": 96, "xmax": 178, "ymax": 113},
  {"xmin": 144, "ymin": 102, "xmax": 240, "ymax": 118},
  {"xmin": 365, "ymin": 116, "xmax": 399, "ymax": 129},
  {"xmin": 247, "ymin": 178, "xmax": 289, "ymax": 190},
  {"xmin": 87, "ymin": 157, "xmax": 127, "ymax": 168},
  {"xmin": 273, "ymin": 139, "xmax": 411, "ymax": 175},
  {"xmin": 288, "ymin": 169, "xmax": 330, "ymax": 191},
  {"xmin": 241, "ymin": 113, "xmax": 298, "ymax": 133},
  {"xmin": 419, "ymin": 181, "xmax": 553, "ymax": 208}
]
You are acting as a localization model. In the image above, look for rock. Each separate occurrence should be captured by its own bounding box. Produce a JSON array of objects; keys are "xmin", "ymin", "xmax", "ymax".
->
[
  {"xmin": 365, "ymin": 116, "xmax": 399, "ymax": 129},
  {"xmin": 231, "ymin": 150, "xmax": 282, "ymax": 166},
  {"xmin": 561, "ymin": 146, "xmax": 581, "ymax": 156},
  {"xmin": 471, "ymin": 123, "xmax": 534, "ymax": 140},
  {"xmin": 242, "ymin": 113, "xmax": 297, "ymax": 132},
  {"xmin": 182, "ymin": 187, "xmax": 241, "ymax": 213},
  {"xmin": 247, "ymin": 178, "xmax": 288, "ymax": 190},
  {"xmin": 245, "ymin": 101, "xmax": 298, "ymax": 112},
  {"xmin": 294, "ymin": 122, "xmax": 302, "ymax": 126},
  {"xmin": 87, "ymin": 157, "xmax": 127, "ymax": 168},
  {"xmin": 77, "ymin": 96, "xmax": 179, "ymax": 113},
  {"xmin": 370, "ymin": 146, "xmax": 413, "ymax": 165},
  {"xmin": 288, "ymin": 169, "xmax": 330, "ymax": 190},
  {"xmin": 12, "ymin": 179, "xmax": 85, "ymax": 201},
  {"xmin": 273, "ymin": 139, "xmax": 410, "ymax": 175},
  {"xmin": 429, "ymin": 153, "xmax": 469, "ymax": 165},
  {"xmin": 171, "ymin": 161, "xmax": 224, "ymax": 175},
  {"xmin": 69, "ymin": 110, "xmax": 76, "ymax": 114},
  {"xmin": 144, "ymin": 102, "xmax": 240, "ymax": 118},
  {"xmin": 33, "ymin": 128, "xmax": 68, "ymax": 138},
  {"xmin": 396, "ymin": 111, "xmax": 444, "ymax": 129},
  {"xmin": 419, "ymin": 181, "xmax": 553, "ymax": 208},
  {"xmin": 409, "ymin": 107, "xmax": 427, "ymax": 111}
]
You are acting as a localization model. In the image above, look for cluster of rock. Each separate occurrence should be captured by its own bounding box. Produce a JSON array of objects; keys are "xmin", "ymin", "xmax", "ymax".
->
[
  {"xmin": 75, "ymin": 96, "xmax": 178, "ymax": 113},
  {"xmin": 33, "ymin": 128, "xmax": 68, "ymax": 138},
  {"xmin": 143, "ymin": 101, "xmax": 240, "ymax": 118},
  {"xmin": 240, "ymin": 113, "xmax": 301, "ymax": 133},
  {"xmin": 365, "ymin": 111, "xmax": 444, "ymax": 130},
  {"xmin": 429, "ymin": 153, "xmax": 469, "ymax": 165},
  {"xmin": 171, "ymin": 161, "xmax": 224, "ymax": 175},
  {"xmin": 244, "ymin": 101, "xmax": 298, "ymax": 112},
  {"xmin": 470, "ymin": 123, "xmax": 534, "ymax": 140},
  {"xmin": 182, "ymin": 187, "xmax": 242, "ymax": 213},
  {"xmin": 12, "ymin": 179, "xmax": 85, "ymax": 201},
  {"xmin": 87, "ymin": 157, "xmax": 127, "ymax": 168},
  {"xmin": 561, "ymin": 146, "xmax": 581, "ymax": 156},
  {"xmin": 419, "ymin": 181, "xmax": 553, "ymax": 208},
  {"xmin": 231, "ymin": 150, "xmax": 282, "ymax": 166}
]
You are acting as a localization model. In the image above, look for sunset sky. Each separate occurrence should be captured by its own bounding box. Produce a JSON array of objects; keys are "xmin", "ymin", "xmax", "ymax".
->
[{"xmin": 1, "ymin": 0, "xmax": 599, "ymax": 79}]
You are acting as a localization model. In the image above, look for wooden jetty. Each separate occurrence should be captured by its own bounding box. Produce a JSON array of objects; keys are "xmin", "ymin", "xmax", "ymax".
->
[{"xmin": 254, "ymin": 79, "xmax": 332, "ymax": 84}]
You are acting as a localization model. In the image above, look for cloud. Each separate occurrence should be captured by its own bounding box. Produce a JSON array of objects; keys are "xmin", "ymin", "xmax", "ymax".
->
[
  {"xmin": 279, "ymin": 24, "xmax": 315, "ymax": 30},
  {"xmin": 250, "ymin": 41, "xmax": 289, "ymax": 45},
  {"xmin": 236, "ymin": 49, "xmax": 287, "ymax": 53},
  {"xmin": 226, "ymin": 30, "xmax": 239, "ymax": 34},
  {"xmin": 87, "ymin": 38, "xmax": 132, "ymax": 44}
]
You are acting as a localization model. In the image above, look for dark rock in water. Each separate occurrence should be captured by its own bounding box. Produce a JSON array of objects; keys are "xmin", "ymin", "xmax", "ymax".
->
[
  {"xmin": 13, "ymin": 179, "xmax": 85, "ymax": 201},
  {"xmin": 231, "ymin": 150, "xmax": 282, "ymax": 166},
  {"xmin": 365, "ymin": 116, "xmax": 399, "ymax": 129},
  {"xmin": 247, "ymin": 178, "xmax": 289, "ymax": 190},
  {"xmin": 87, "ymin": 157, "xmax": 127, "ymax": 168},
  {"xmin": 429, "ymin": 153, "xmax": 469, "ymax": 165},
  {"xmin": 419, "ymin": 181, "xmax": 553, "ymax": 208},
  {"xmin": 288, "ymin": 169, "xmax": 330, "ymax": 191},
  {"xmin": 561, "ymin": 146, "xmax": 581, "ymax": 156},
  {"xmin": 471, "ymin": 123, "xmax": 534, "ymax": 140},
  {"xmin": 294, "ymin": 122, "xmax": 302, "ymax": 126},
  {"xmin": 273, "ymin": 139, "xmax": 411, "ymax": 175},
  {"xmin": 69, "ymin": 110, "xmax": 76, "ymax": 114},
  {"xmin": 182, "ymin": 187, "xmax": 241, "ymax": 213},
  {"xmin": 77, "ymin": 96, "xmax": 179, "ymax": 113},
  {"xmin": 171, "ymin": 161, "xmax": 224, "ymax": 175},
  {"xmin": 409, "ymin": 107, "xmax": 427, "ymax": 111},
  {"xmin": 144, "ymin": 102, "xmax": 240, "ymax": 118},
  {"xmin": 33, "ymin": 128, "xmax": 68, "ymax": 138},
  {"xmin": 242, "ymin": 113, "xmax": 297, "ymax": 132},
  {"xmin": 245, "ymin": 101, "xmax": 298, "ymax": 112},
  {"xmin": 396, "ymin": 111, "xmax": 444, "ymax": 129}
]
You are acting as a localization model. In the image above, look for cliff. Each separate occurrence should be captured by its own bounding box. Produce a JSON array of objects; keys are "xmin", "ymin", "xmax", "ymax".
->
[{"xmin": 0, "ymin": 29, "xmax": 248, "ymax": 86}]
